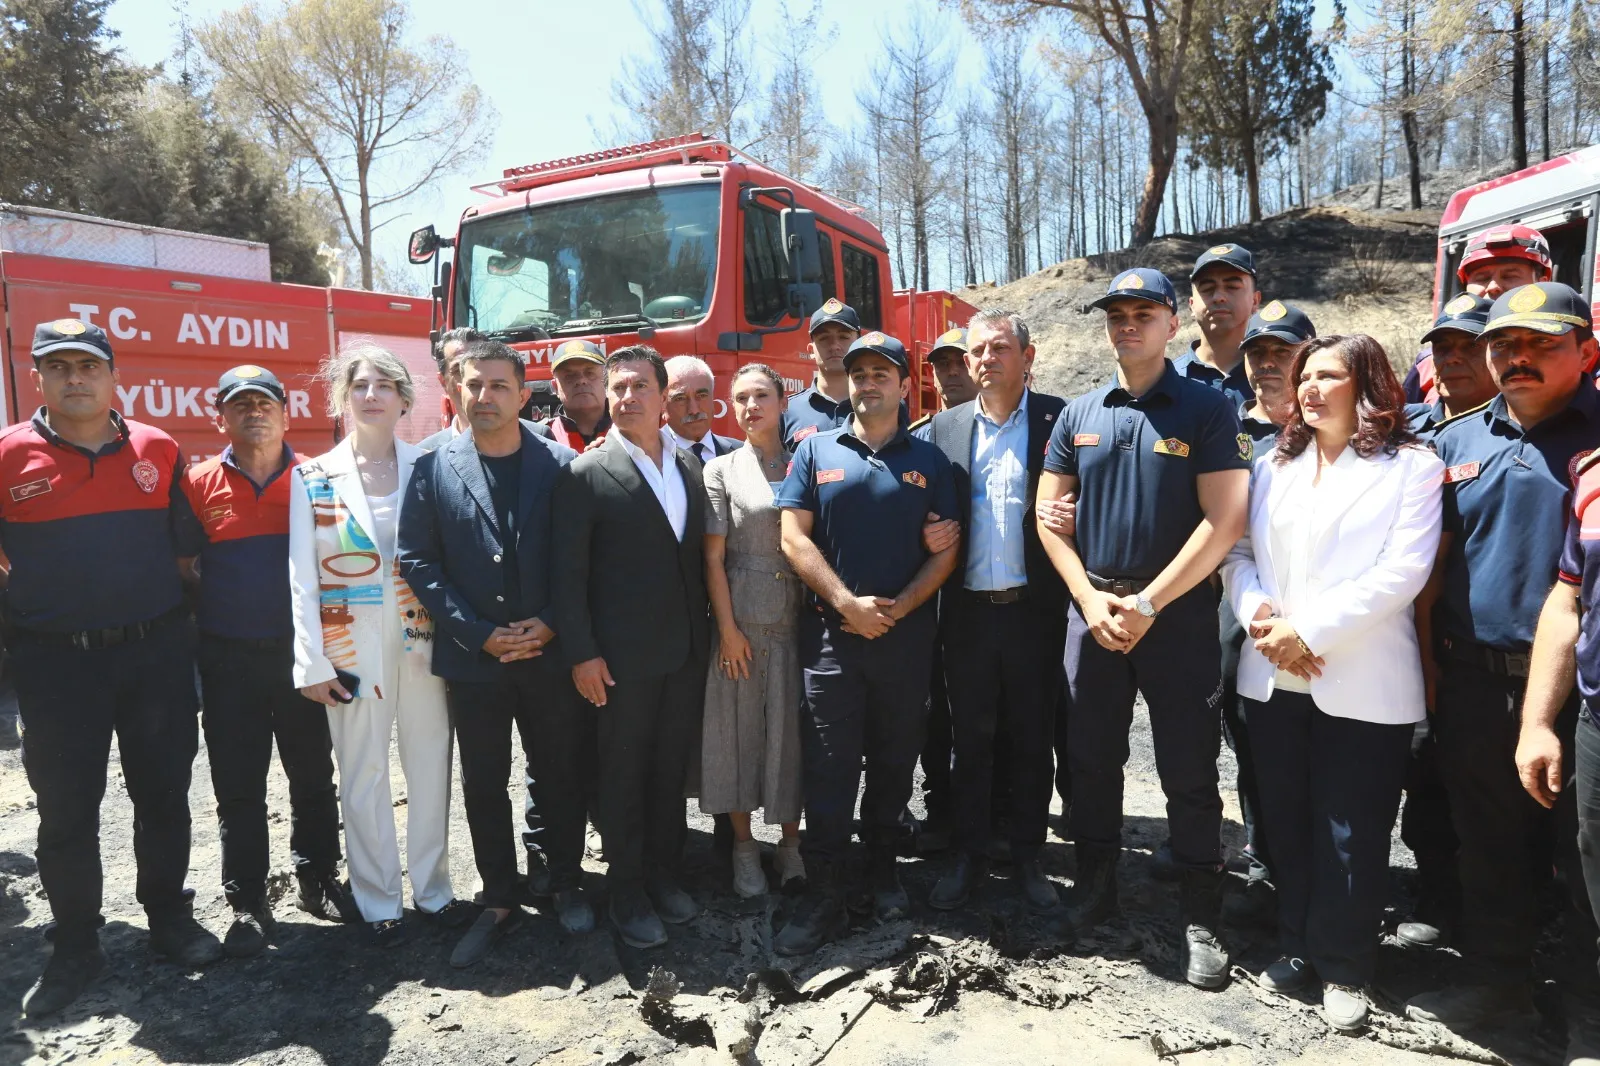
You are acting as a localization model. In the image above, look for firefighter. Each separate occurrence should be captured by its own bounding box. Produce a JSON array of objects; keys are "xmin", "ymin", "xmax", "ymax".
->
[
  {"xmin": 10, "ymin": 320, "xmax": 222, "ymax": 1018},
  {"xmin": 1407, "ymin": 282, "xmax": 1600, "ymax": 1029},
  {"xmin": 1403, "ymin": 225, "xmax": 1555, "ymax": 404},
  {"xmin": 1407, "ymin": 295, "xmax": 1496, "ymax": 438},
  {"xmin": 1174, "ymin": 244, "xmax": 1261, "ymax": 408},
  {"xmin": 783, "ymin": 299, "xmax": 862, "ymax": 449},
  {"xmin": 544, "ymin": 340, "xmax": 611, "ymax": 450}
]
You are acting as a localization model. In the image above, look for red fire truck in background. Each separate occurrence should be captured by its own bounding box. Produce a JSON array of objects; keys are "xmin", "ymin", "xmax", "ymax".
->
[
  {"xmin": 0, "ymin": 204, "xmax": 434, "ymax": 460},
  {"xmin": 405, "ymin": 133, "xmax": 974, "ymax": 431}
]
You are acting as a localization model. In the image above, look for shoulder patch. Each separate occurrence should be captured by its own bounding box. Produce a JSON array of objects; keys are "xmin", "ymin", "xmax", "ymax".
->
[
  {"xmin": 1237, "ymin": 433, "xmax": 1253, "ymax": 461},
  {"xmin": 816, "ymin": 468, "xmax": 844, "ymax": 485},
  {"xmin": 902, "ymin": 470, "xmax": 927, "ymax": 488},
  {"xmin": 909, "ymin": 414, "xmax": 933, "ymax": 430},
  {"xmin": 793, "ymin": 425, "xmax": 819, "ymax": 443},
  {"xmin": 1153, "ymin": 437, "xmax": 1191, "ymax": 458},
  {"xmin": 9, "ymin": 477, "xmax": 51, "ymax": 502},
  {"xmin": 1443, "ymin": 461, "xmax": 1481, "ymax": 484}
]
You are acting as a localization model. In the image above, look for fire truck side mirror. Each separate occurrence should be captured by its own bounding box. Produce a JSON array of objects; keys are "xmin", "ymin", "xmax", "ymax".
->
[
  {"xmin": 408, "ymin": 225, "xmax": 440, "ymax": 264},
  {"xmin": 781, "ymin": 207, "xmax": 823, "ymax": 320}
]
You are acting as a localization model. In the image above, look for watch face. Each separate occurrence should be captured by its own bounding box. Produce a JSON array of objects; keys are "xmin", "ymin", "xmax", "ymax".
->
[{"xmin": 1137, "ymin": 597, "xmax": 1157, "ymax": 617}]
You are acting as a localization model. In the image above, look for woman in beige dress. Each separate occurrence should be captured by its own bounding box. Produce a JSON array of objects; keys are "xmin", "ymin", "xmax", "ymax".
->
[{"xmin": 701, "ymin": 364, "xmax": 805, "ymax": 897}]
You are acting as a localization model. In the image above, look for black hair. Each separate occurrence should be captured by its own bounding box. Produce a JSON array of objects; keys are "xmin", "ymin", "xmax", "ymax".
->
[
  {"xmin": 604, "ymin": 344, "xmax": 668, "ymax": 390},
  {"xmin": 433, "ymin": 327, "xmax": 485, "ymax": 375},
  {"xmin": 733, "ymin": 362, "xmax": 786, "ymax": 398},
  {"xmin": 455, "ymin": 338, "xmax": 526, "ymax": 377}
]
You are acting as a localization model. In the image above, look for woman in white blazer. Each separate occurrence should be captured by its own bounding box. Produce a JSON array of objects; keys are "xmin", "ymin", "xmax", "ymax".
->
[
  {"xmin": 1221, "ymin": 335, "xmax": 1443, "ymax": 1032},
  {"xmin": 289, "ymin": 342, "xmax": 467, "ymax": 945}
]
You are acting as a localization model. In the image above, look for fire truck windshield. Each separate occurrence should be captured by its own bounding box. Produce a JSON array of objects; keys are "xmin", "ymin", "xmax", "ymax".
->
[{"xmin": 454, "ymin": 184, "xmax": 720, "ymax": 337}]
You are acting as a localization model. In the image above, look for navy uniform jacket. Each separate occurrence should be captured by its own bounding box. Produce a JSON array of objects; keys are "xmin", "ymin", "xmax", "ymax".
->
[
  {"xmin": 918, "ymin": 390, "xmax": 1068, "ymax": 615},
  {"xmin": 397, "ymin": 424, "xmax": 578, "ymax": 681}
]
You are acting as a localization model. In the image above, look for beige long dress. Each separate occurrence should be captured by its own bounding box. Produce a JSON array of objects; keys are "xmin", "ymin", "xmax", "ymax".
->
[{"xmin": 699, "ymin": 445, "xmax": 803, "ymax": 822}]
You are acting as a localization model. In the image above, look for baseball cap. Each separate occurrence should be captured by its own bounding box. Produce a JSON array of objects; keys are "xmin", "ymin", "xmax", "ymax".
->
[
  {"xmin": 32, "ymin": 319, "xmax": 114, "ymax": 363},
  {"xmin": 217, "ymin": 365, "xmax": 287, "ymax": 404},
  {"xmin": 809, "ymin": 298, "xmax": 861, "ymax": 336},
  {"xmin": 927, "ymin": 327, "xmax": 968, "ymax": 361},
  {"xmin": 1090, "ymin": 268, "xmax": 1179, "ymax": 314},
  {"xmin": 1192, "ymin": 242, "xmax": 1257, "ymax": 279},
  {"xmin": 1481, "ymin": 282, "xmax": 1592, "ymax": 338},
  {"xmin": 1421, "ymin": 293, "xmax": 1494, "ymax": 345},
  {"xmin": 550, "ymin": 339, "xmax": 605, "ymax": 371},
  {"xmin": 1241, "ymin": 301, "xmax": 1316, "ymax": 349},
  {"xmin": 1458, "ymin": 224, "xmax": 1554, "ymax": 283},
  {"xmin": 843, "ymin": 331, "xmax": 909, "ymax": 373}
]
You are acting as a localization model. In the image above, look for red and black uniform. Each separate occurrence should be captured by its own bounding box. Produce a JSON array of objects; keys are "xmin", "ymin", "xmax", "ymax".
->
[
  {"xmin": 180, "ymin": 446, "xmax": 342, "ymax": 911},
  {"xmin": 1, "ymin": 409, "xmax": 201, "ymax": 948},
  {"xmin": 543, "ymin": 410, "xmax": 610, "ymax": 452}
]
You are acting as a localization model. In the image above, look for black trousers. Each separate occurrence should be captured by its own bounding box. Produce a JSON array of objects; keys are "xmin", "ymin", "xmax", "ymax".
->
[
  {"xmin": 595, "ymin": 655, "xmax": 706, "ymax": 893},
  {"xmin": 1435, "ymin": 661, "xmax": 1583, "ymax": 972},
  {"xmin": 449, "ymin": 655, "xmax": 590, "ymax": 907},
  {"xmin": 1218, "ymin": 596, "xmax": 1271, "ymax": 879},
  {"xmin": 197, "ymin": 635, "xmax": 339, "ymax": 909},
  {"xmin": 943, "ymin": 594, "xmax": 1063, "ymax": 860},
  {"xmin": 1576, "ymin": 706, "xmax": 1600, "ymax": 978},
  {"xmin": 1248, "ymin": 691, "xmax": 1411, "ymax": 986},
  {"xmin": 800, "ymin": 608, "xmax": 936, "ymax": 863},
  {"xmin": 15, "ymin": 618, "xmax": 199, "ymax": 947},
  {"xmin": 1064, "ymin": 587, "xmax": 1224, "ymax": 867},
  {"xmin": 1399, "ymin": 713, "xmax": 1460, "ymax": 909}
]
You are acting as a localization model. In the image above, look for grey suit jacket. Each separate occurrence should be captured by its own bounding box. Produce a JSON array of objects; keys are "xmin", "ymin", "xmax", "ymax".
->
[{"xmin": 551, "ymin": 431, "xmax": 710, "ymax": 680}]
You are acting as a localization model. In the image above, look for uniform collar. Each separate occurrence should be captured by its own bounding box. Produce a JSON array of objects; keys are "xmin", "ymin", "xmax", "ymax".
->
[
  {"xmin": 1487, "ymin": 374, "xmax": 1600, "ymax": 431},
  {"xmin": 32, "ymin": 406, "xmax": 130, "ymax": 459},
  {"xmin": 839, "ymin": 421, "xmax": 912, "ymax": 455},
  {"xmin": 1238, "ymin": 400, "xmax": 1277, "ymax": 433},
  {"xmin": 557, "ymin": 409, "xmax": 611, "ymax": 441},
  {"xmin": 802, "ymin": 382, "xmax": 852, "ymax": 414},
  {"xmin": 1107, "ymin": 361, "xmax": 1181, "ymax": 403},
  {"xmin": 220, "ymin": 442, "xmax": 295, "ymax": 491}
]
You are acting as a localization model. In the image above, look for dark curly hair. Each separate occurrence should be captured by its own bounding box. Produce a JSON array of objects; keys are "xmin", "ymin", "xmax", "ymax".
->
[{"xmin": 1275, "ymin": 335, "xmax": 1418, "ymax": 465}]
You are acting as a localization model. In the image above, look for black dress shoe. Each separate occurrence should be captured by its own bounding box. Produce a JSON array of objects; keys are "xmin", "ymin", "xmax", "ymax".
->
[
  {"xmin": 1015, "ymin": 858, "xmax": 1060, "ymax": 910},
  {"xmin": 420, "ymin": 898, "xmax": 477, "ymax": 930},
  {"xmin": 774, "ymin": 862, "xmax": 847, "ymax": 957},
  {"xmin": 223, "ymin": 906, "xmax": 277, "ymax": 958},
  {"xmin": 929, "ymin": 853, "xmax": 987, "ymax": 910},
  {"xmin": 610, "ymin": 889, "xmax": 667, "ymax": 948},
  {"xmin": 450, "ymin": 908, "xmax": 521, "ymax": 968},
  {"xmin": 553, "ymin": 889, "xmax": 595, "ymax": 934},
  {"xmin": 369, "ymin": 918, "xmax": 407, "ymax": 948},
  {"xmin": 22, "ymin": 943, "xmax": 106, "ymax": 1018}
]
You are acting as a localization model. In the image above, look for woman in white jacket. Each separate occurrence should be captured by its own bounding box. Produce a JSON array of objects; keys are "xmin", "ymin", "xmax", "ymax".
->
[
  {"xmin": 289, "ymin": 342, "xmax": 467, "ymax": 945},
  {"xmin": 1221, "ymin": 335, "xmax": 1443, "ymax": 1032}
]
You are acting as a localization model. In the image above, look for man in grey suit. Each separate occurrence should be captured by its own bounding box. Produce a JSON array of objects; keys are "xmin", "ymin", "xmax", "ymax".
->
[
  {"xmin": 552, "ymin": 345, "xmax": 710, "ymax": 949},
  {"xmin": 399, "ymin": 339, "xmax": 593, "ymax": 968},
  {"xmin": 664, "ymin": 355, "xmax": 740, "ymax": 461}
]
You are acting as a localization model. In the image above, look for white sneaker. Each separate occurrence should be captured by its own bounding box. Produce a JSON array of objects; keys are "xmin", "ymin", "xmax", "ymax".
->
[
  {"xmin": 732, "ymin": 839, "xmax": 767, "ymax": 898},
  {"xmin": 775, "ymin": 840, "xmax": 806, "ymax": 885}
]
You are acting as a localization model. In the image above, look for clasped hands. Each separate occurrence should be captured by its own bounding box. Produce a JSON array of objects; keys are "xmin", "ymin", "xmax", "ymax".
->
[
  {"xmin": 1247, "ymin": 604, "xmax": 1324, "ymax": 681},
  {"xmin": 482, "ymin": 618, "xmax": 554, "ymax": 663}
]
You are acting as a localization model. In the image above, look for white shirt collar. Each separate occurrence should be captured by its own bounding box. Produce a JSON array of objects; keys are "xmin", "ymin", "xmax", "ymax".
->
[
  {"xmin": 617, "ymin": 426, "xmax": 680, "ymax": 470},
  {"xmin": 669, "ymin": 427, "xmax": 713, "ymax": 455}
]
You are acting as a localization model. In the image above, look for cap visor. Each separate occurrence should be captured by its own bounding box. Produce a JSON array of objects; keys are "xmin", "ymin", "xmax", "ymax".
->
[
  {"xmin": 1090, "ymin": 291, "xmax": 1171, "ymax": 311},
  {"xmin": 1242, "ymin": 328, "xmax": 1308, "ymax": 348},
  {"xmin": 1420, "ymin": 323, "xmax": 1486, "ymax": 345},
  {"xmin": 1193, "ymin": 259, "xmax": 1256, "ymax": 279},
  {"xmin": 550, "ymin": 353, "xmax": 604, "ymax": 369},
  {"xmin": 1481, "ymin": 313, "xmax": 1584, "ymax": 337},
  {"xmin": 843, "ymin": 346, "xmax": 905, "ymax": 370},
  {"xmin": 809, "ymin": 317, "xmax": 858, "ymax": 336},
  {"xmin": 219, "ymin": 382, "xmax": 286, "ymax": 403},
  {"xmin": 32, "ymin": 340, "xmax": 110, "ymax": 361}
]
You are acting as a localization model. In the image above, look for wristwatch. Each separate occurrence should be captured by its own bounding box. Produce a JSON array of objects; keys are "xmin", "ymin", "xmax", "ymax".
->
[{"xmin": 1134, "ymin": 595, "xmax": 1159, "ymax": 619}]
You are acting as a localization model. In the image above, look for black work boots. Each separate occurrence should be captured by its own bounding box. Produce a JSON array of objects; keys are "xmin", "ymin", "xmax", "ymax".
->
[{"xmin": 1180, "ymin": 867, "xmax": 1231, "ymax": 989}]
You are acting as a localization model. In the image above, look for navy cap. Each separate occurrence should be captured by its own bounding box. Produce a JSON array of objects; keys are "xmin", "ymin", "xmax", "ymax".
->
[
  {"xmin": 843, "ymin": 330, "xmax": 909, "ymax": 373},
  {"xmin": 31, "ymin": 318, "xmax": 114, "ymax": 363},
  {"xmin": 1193, "ymin": 242, "xmax": 1257, "ymax": 279},
  {"xmin": 1482, "ymin": 282, "xmax": 1593, "ymax": 338},
  {"xmin": 217, "ymin": 364, "xmax": 287, "ymax": 405},
  {"xmin": 1421, "ymin": 293, "xmax": 1495, "ymax": 345},
  {"xmin": 927, "ymin": 326, "xmax": 968, "ymax": 360},
  {"xmin": 1091, "ymin": 268, "xmax": 1179, "ymax": 313},
  {"xmin": 1241, "ymin": 300, "xmax": 1316, "ymax": 349},
  {"xmin": 549, "ymin": 339, "xmax": 605, "ymax": 370},
  {"xmin": 809, "ymin": 298, "xmax": 861, "ymax": 336}
]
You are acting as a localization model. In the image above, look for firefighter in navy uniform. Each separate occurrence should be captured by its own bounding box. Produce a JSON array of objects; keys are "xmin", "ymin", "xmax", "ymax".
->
[
  {"xmin": 8, "ymin": 320, "xmax": 222, "ymax": 1018},
  {"xmin": 1407, "ymin": 282, "xmax": 1600, "ymax": 1029},
  {"xmin": 1173, "ymin": 244, "xmax": 1260, "ymax": 408},
  {"xmin": 1405, "ymin": 294, "xmax": 1496, "ymax": 439},
  {"xmin": 1036, "ymin": 269, "xmax": 1250, "ymax": 990},
  {"xmin": 782, "ymin": 299, "xmax": 861, "ymax": 449}
]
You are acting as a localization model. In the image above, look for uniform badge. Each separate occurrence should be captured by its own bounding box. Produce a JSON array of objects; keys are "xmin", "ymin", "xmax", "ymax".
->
[
  {"xmin": 1153, "ymin": 438, "xmax": 1191, "ymax": 458},
  {"xmin": 1444, "ymin": 461, "xmax": 1481, "ymax": 483},
  {"xmin": 1117, "ymin": 272, "xmax": 1144, "ymax": 290},
  {"xmin": 793, "ymin": 425, "xmax": 819, "ymax": 443},
  {"xmin": 1259, "ymin": 301, "xmax": 1287, "ymax": 322},
  {"xmin": 939, "ymin": 327, "xmax": 963, "ymax": 344},
  {"xmin": 816, "ymin": 468, "xmax": 845, "ymax": 485},
  {"xmin": 860, "ymin": 331, "xmax": 886, "ymax": 346},
  {"xmin": 902, "ymin": 470, "xmax": 927, "ymax": 488},
  {"xmin": 822, "ymin": 298, "xmax": 843, "ymax": 314},
  {"xmin": 52, "ymin": 318, "xmax": 87, "ymax": 336},
  {"xmin": 1237, "ymin": 433, "xmax": 1253, "ymax": 461},
  {"xmin": 1508, "ymin": 286, "xmax": 1546, "ymax": 312},
  {"xmin": 9, "ymin": 477, "xmax": 51, "ymax": 502},
  {"xmin": 1208, "ymin": 244, "xmax": 1234, "ymax": 255},
  {"xmin": 561, "ymin": 340, "xmax": 589, "ymax": 354},
  {"xmin": 1074, "ymin": 433, "xmax": 1101, "ymax": 446},
  {"xmin": 203, "ymin": 505, "xmax": 232, "ymax": 526},
  {"xmin": 232, "ymin": 365, "xmax": 263, "ymax": 378},
  {"xmin": 130, "ymin": 458, "xmax": 161, "ymax": 494},
  {"xmin": 1445, "ymin": 293, "xmax": 1478, "ymax": 315}
]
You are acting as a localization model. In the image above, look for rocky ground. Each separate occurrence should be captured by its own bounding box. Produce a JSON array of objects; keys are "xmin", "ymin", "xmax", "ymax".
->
[{"xmin": 1, "ymin": 677, "xmax": 1593, "ymax": 1066}]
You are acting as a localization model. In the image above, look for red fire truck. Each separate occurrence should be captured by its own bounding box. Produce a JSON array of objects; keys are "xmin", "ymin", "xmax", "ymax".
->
[
  {"xmin": 406, "ymin": 133, "xmax": 974, "ymax": 431},
  {"xmin": 1435, "ymin": 145, "xmax": 1600, "ymax": 314},
  {"xmin": 0, "ymin": 204, "xmax": 434, "ymax": 460}
]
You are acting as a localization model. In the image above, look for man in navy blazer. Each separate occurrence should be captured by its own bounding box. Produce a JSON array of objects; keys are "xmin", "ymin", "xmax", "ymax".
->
[{"xmin": 398, "ymin": 338, "xmax": 593, "ymax": 968}]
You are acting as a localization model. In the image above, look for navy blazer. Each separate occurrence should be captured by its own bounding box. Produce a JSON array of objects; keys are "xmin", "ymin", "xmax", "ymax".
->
[
  {"xmin": 398, "ymin": 424, "xmax": 578, "ymax": 681},
  {"xmin": 921, "ymin": 389, "xmax": 1068, "ymax": 614}
]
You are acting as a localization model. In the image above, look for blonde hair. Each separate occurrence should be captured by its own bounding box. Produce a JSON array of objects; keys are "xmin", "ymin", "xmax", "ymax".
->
[{"xmin": 319, "ymin": 340, "xmax": 415, "ymax": 417}]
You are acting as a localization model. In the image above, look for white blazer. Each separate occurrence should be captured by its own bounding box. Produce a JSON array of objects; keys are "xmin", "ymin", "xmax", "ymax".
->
[
  {"xmin": 288, "ymin": 435, "xmax": 432, "ymax": 694},
  {"xmin": 1220, "ymin": 443, "xmax": 1444, "ymax": 724}
]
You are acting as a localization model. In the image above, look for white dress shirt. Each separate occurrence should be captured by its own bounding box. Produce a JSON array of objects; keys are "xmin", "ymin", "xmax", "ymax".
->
[
  {"xmin": 670, "ymin": 428, "xmax": 718, "ymax": 465},
  {"xmin": 619, "ymin": 427, "xmax": 689, "ymax": 540}
]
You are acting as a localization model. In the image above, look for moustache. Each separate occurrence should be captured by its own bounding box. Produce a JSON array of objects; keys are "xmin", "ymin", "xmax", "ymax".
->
[
  {"xmin": 680, "ymin": 411, "xmax": 708, "ymax": 422},
  {"xmin": 1502, "ymin": 367, "xmax": 1544, "ymax": 383}
]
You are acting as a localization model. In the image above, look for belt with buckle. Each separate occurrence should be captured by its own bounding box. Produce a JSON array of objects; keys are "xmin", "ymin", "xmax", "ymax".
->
[
  {"xmin": 14, "ymin": 604, "xmax": 189, "ymax": 651},
  {"xmin": 962, "ymin": 587, "xmax": 1029, "ymax": 605},
  {"xmin": 1087, "ymin": 573, "xmax": 1152, "ymax": 597},
  {"xmin": 1439, "ymin": 635, "xmax": 1530, "ymax": 679}
]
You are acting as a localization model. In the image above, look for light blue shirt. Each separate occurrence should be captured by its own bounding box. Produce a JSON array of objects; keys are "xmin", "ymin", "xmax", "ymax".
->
[{"xmin": 965, "ymin": 391, "xmax": 1030, "ymax": 591}]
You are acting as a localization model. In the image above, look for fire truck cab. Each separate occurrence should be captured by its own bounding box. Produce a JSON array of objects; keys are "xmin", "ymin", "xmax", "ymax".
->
[{"xmin": 409, "ymin": 134, "xmax": 972, "ymax": 432}]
